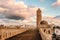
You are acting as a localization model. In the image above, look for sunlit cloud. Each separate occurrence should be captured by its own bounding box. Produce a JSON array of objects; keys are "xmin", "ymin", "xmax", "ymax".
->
[
  {"xmin": 0, "ymin": 7, "xmax": 8, "ymax": 12},
  {"xmin": 0, "ymin": 0, "xmax": 38, "ymax": 25},
  {"xmin": 0, "ymin": 0, "xmax": 37, "ymax": 20},
  {"xmin": 52, "ymin": 0, "xmax": 60, "ymax": 7}
]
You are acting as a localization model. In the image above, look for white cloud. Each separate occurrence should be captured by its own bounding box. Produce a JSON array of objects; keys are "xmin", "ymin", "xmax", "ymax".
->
[
  {"xmin": 0, "ymin": 0, "xmax": 37, "ymax": 19},
  {"xmin": 0, "ymin": 7, "xmax": 8, "ymax": 12},
  {"xmin": 0, "ymin": 0, "xmax": 38, "ymax": 25},
  {"xmin": 52, "ymin": 0, "xmax": 60, "ymax": 7},
  {"xmin": 43, "ymin": 16, "xmax": 60, "ymax": 26},
  {"xmin": 0, "ymin": 0, "xmax": 46, "ymax": 26}
]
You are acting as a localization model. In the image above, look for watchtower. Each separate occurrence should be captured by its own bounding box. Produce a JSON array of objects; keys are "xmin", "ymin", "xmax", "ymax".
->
[{"xmin": 37, "ymin": 8, "xmax": 42, "ymax": 28}]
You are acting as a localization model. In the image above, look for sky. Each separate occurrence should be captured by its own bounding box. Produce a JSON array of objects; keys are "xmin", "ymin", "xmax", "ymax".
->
[
  {"xmin": 19, "ymin": 0, "xmax": 60, "ymax": 17},
  {"xmin": 0, "ymin": 0, "xmax": 60, "ymax": 25}
]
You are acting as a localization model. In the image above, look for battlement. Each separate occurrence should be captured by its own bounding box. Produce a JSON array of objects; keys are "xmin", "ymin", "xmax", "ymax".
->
[{"xmin": 0, "ymin": 28, "xmax": 27, "ymax": 40}]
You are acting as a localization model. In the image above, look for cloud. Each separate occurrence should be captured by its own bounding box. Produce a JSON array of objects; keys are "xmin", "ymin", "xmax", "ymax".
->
[
  {"xmin": 0, "ymin": 7, "xmax": 8, "ymax": 12},
  {"xmin": 6, "ymin": 15, "xmax": 24, "ymax": 20},
  {"xmin": 52, "ymin": 0, "xmax": 60, "ymax": 7},
  {"xmin": 0, "ymin": 19, "xmax": 22, "ymax": 26},
  {"xmin": 0, "ymin": 0, "xmax": 38, "ymax": 20},
  {"xmin": 0, "ymin": 0, "xmax": 39, "ymax": 25}
]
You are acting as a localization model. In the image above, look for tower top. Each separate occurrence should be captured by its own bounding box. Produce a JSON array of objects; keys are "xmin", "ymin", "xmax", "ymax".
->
[{"xmin": 37, "ymin": 8, "xmax": 41, "ymax": 12}]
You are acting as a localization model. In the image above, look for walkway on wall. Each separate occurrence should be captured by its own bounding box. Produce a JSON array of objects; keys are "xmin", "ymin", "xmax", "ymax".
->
[{"xmin": 6, "ymin": 29, "xmax": 42, "ymax": 40}]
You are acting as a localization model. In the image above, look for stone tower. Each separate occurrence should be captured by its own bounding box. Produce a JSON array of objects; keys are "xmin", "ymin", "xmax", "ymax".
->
[{"xmin": 37, "ymin": 8, "xmax": 42, "ymax": 28}]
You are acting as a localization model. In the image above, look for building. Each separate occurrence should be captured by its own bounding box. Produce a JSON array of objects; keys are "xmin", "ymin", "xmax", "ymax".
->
[{"xmin": 37, "ymin": 8, "xmax": 52, "ymax": 40}]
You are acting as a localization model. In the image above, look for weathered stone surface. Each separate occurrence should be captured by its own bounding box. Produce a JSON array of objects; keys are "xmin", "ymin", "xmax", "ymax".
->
[{"xmin": 6, "ymin": 29, "xmax": 42, "ymax": 40}]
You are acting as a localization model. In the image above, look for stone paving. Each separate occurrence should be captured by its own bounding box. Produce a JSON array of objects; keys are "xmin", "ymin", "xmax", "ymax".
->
[{"xmin": 6, "ymin": 29, "xmax": 42, "ymax": 40}]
